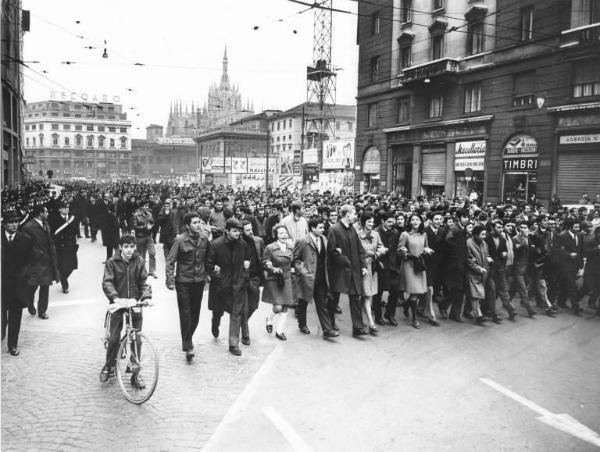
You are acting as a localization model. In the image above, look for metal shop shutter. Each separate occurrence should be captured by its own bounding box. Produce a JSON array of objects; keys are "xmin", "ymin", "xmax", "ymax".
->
[
  {"xmin": 421, "ymin": 151, "xmax": 446, "ymax": 186},
  {"xmin": 556, "ymin": 151, "xmax": 600, "ymax": 203}
]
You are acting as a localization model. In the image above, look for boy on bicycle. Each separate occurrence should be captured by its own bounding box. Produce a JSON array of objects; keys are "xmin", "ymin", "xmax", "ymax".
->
[{"xmin": 100, "ymin": 234, "xmax": 151, "ymax": 388}]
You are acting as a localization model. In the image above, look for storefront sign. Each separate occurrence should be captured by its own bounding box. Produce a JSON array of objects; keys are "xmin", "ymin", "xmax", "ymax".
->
[
  {"xmin": 247, "ymin": 158, "xmax": 276, "ymax": 174},
  {"xmin": 502, "ymin": 158, "xmax": 538, "ymax": 170},
  {"xmin": 50, "ymin": 91, "xmax": 121, "ymax": 103},
  {"xmin": 559, "ymin": 134, "xmax": 600, "ymax": 144},
  {"xmin": 454, "ymin": 140, "xmax": 486, "ymax": 171},
  {"xmin": 322, "ymin": 139, "xmax": 354, "ymax": 170},
  {"xmin": 503, "ymin": 134, "xmax": 539, "ymax": 156}
]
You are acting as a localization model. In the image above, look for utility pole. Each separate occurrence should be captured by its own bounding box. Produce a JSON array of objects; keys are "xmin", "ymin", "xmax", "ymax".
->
[{"xmin": 265, "ymin": 128, "xmax": 270, "ymax": 190}]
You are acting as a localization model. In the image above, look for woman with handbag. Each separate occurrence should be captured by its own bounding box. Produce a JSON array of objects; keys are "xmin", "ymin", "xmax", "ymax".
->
[
  {"xmin": 398, "ymin": 214, "xmax": 434, "ymax": 329},
  {"xmin": 262, "ymin": 224, "xmax": 295, "ymax": 340},
  {"xmin": 357, "ymin": 213, "xmax": 387, "ymax": 335}
]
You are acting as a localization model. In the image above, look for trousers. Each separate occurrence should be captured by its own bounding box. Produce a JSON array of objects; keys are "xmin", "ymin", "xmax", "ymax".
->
[
  {"xmin": 175, "ymin": 282, "xmax": 205, "ymax": 351},
  {"xmin": 26, "ymin": 285, "xmax": 49, "ymax": 315},
  {"xmin": 105, "ymin": 310, "xmax": 143, "ymax": 366},
  {"xmin": 136, "ymin": 235, "xmax": 156, "ymax": 274},
  {"xmin": 297, "ymin": 282, "xmax": 333, "ymax": 333},
  {"xmin": 2, "ymin": 307, "xmax": 23, "ymax": 350}
]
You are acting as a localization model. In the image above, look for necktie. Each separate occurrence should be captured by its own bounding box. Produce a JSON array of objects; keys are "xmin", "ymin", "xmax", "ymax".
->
[
  {"xmin": 316, "ymin": 238, "xmax": 321, "ymax": 252},
  {"xmin": 8, "ymin": 234, "xmax": 14, "ymax": 243}
]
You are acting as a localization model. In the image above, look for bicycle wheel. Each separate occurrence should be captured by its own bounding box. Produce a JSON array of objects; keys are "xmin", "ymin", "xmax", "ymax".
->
[{"xmin": 115, "ymin": 332, "xmax": 159, "ymax": 404}]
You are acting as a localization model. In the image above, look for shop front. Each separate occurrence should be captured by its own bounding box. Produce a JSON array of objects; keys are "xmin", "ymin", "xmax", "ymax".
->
[
  {"xmin": 391, "ymin": 145, "xmax": 412, "ymax": 197},
  {"xmin": 362, "ymin": 146, "xmax": 381, "ymax": 191},
  {"xmin": 420, "ymin": 148, "xmax": 446, "ymax": 197},
  {"xmin": 555, "ymin": 133, "xmax": 600, "ymax": 204},
  {"xmin": 502, "ymin": 133, "xmax": 538, "ymax": 204},
  {"xmin": 454, "ymin": 140, "xmax": 486, "ymax": 201}
]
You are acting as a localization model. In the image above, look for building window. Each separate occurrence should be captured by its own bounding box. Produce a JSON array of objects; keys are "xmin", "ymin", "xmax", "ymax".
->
[
  {"xmin": 39, "ymin": 134, "xmax": 44, "ymax": 146},
  {"xmin": 289, "ymin": 119, "xmax": 292, "ymax": 128},
  {"xmin": 108, "ymin": 127, "xmax": 116, "ymax": 132},
  {"xmin": 570, "ymin": 0, "xmax": 599, "ymax": 29},
  {"xmin": 370, "ymin": 56, "xmax": 380, "ymax": 82},
  {"xmin": 98, "ymin": 135, "xmax": 105, "ymax": 148},
  {"xmin": 396, "ymin": 97, "xmax": 410, "ymax": 123},
  {"xmin": 26, "ymin": 137, "xmax": 29, "ymax": 146},
  {"xmin": 372, "ymin": 12, "xmax": 381, "ymax": 35},
  {"xmin": 573, "ymin": 61, "xmax": 600, "ymax": 97},
  {"xmin": 87, "ymin": 135, "xmax": 94, "ymax": 147},
  {"xmin": 52, "ymin": 133, "xmax": 59, "ymax": 146},
  {"xmin": 110, "ymin": 138, "xmax": 115, "ymax": 148},
  {"xmin": 271, "ymin": 123, "xmax": 275, "ymax": 131},
  {"xmin": 25, "ymin": 125, "xmax": 29, "ymax": 131},
  {"xmin": 513, "ymin": 72, "xmax": 535, "ymax": 107},
  {"xmin": 433, "ymin": 0, "xmax": 444, "ymax": 10},
  {"xmin": 283, "ymin": 120, "xmax": 286, "ymax": 130},
  {"xmin": 75, "ymin": 134, "xmax": 82, "ymax": 147},
  {"xmin": 520, "ymin": 6, "xmax": 534, "ymax": 41},
  {"xmin": 432, "ymin": 34, "xmax": 444, "ymax": 60},
  {"xmin": 119, "ymin": 127, "xmax": 127, "ymax": 133},
  {"xmin": 39, "ymin": 124, "xmax": 43, "ymax": 130},
  {"xmin": 283, "ymin": 135, "xmax": 286, "ymax": 141},
  {"xmin": 74, "ymin": 104, "xmax": 81, "ymax": 110},
  {"xmin": 347, "ymin": 121, "xmax": 353, "ymax": 131},
  {"xmin": 75, "ymin": 114, "xmax": 81, "ymax": 118},
  {"xmin": 32, "ymin": 137, "xmax": 36, "ymax": 146},
  {"xmin": 429, "ymin": 96, "xmax": 443, "ymax": 118},
  {"xmin": 98, "ymin": 125, "xmax": 105, "ymax": 132},
  {"xmin": 86, "ymin": 125, "xmax": 94, "ymax": 131},
  {"xmin": 75, "ymin": 125, "xmax": 82, "ymax": 131},
  {"xmin": 108, "ymin": 106, "xmax": 114, "ymax": 112},
  {"xmin": 401, "ymin": 0, "xmax": 412, "ymax": 23},
  {"xmin": 398, "ymin": 44, "xmax": 412, "ymax": 70},
  {"xmin": 52, "ymin": 123, "xmax": 59, "ymax": 130},
  {"xmin": 63, "ymin": 124, "xmax": 71, "ymax": 130},
  {"xmin": 464, "ymin": 83, "xmax": 482, "ymax": 113},
  {"xmin": 32, "ymin": 124, "xmax": 36, "ymax": 130},
  {"xmin": 120, "ymin": 136, "xmax": 127, "ymax": 148},
  {"xmin": 288, "ymin": 134, "xmax": 292, "ymax": 140},
  {"xmin": 336, "ymin": 121, "xmax": 341, "ymax": 131},
  {"xmin": 467, "ymin": 20, "xmax": 484, "ymax": 55},
  {"xmin": 64, "ymin": 137, "xmax": 70, "ymax": 146},
  {"xmin": 277, "ymin": 122, "xmax": 281, "ymax": 131},
  {"xmin": 51, "ymin": 113, "xmax": 58, "ymax": 117},
  {"xmin": 367, "ymin": 103, "xmax": 378, "ymax": 128}
]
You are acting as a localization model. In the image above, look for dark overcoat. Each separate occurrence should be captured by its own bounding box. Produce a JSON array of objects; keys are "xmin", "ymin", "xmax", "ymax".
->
[
  {"xmin": 49, "ymin": 214, "xmax": 79, "ymax": 277},
  {"xmin": 326, "ymin": 221, "xmax": 366, "ymax": 296},
  {"xmin": 443, "ymin": 224, "xmax": 467, "ymax": 290},
  {"xmin": 206, "ymin": 235, "xmax": 250, "ymax": 313},
  {"xmin": 1, "ymin": 229, "xmax": 28, "ymax": 308},
  {"xmin": 293, "ymin": 235, "xmax": 329, "ymax": 303},
  {"xmin": 21, "ymin": 219, "xmax": 60, "ymax": 286},
  {"xmin": 101, "ymin": 214, "xmax": 121, "ymax": 248},
  {"xmin": 375, "ymin": 225, "xmax": 400, "ymax": 291}
]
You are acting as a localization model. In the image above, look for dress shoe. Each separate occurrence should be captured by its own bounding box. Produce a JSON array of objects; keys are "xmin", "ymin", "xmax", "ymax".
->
[
  {"xmin": 186, "ymin": 350, "xmax": 195, "ymax": 361},
  {"xmin": 28, "ymin": 306, "xmax": 36, "ymax": 316},
  {"xmin": 449, "ymin": 315, "xmax": 464, "ymax": 323},
  {"xmin": 550, "ymin": 305, "xmax": 558, "ymax": 314},
  {"xmin": 508, "ymin": 311, "xmax": 517, "ymax": 321},
  {"xmin": 299, "ymin": 325, "xmax": 311, "ymax": 335},
  {"xmin": 411, "ymin": 320, "xmax": 421, "ymax": 329},
  {"xmin": 352, "ymin": 328, "xmax": 368, "ymax": 337},
  {"xmin": 402, "ymin": 304, "xmax": 409, "ymax": 318},
  {"xmin": 323, "ymin": 330, "xmax": 339, "ymax": 338},
  {"xmin": 463, "ymin": 312, "xmax": 474, "ymax": 320},
  {"xmin": 275, "ymin": 332, "xmax": 287, "ymax": 341},
  {"xmin": 265, "ymin": 317, "xmax": 273, "ymax": 334},
  {"xmin": 335, "ymin": 306, "xmax": 343, "ymax": 314},
  {"xmin": 475, "ymin": 316, "xmax": 486, "ymax": 326},
  {"xmin": 38, "ymin": 313, "xmax": 49, "ymax": 320},
  {"xmin": 62, "ymin": 288, "xmax": 69, "ymax": 294},
  {"xmin": 491, "ymin": 316, "xmax": 503, "ymax": 324},
  {"xmin": 241, "ymin": 337, "xmax": 250, "ymax": 346},
  {"xmin": 375, "ymin": 318, "xmax": 386, "ymax": 326},
  {"xmin": 527, "ymin": 309, "xmax": 537, "ymax": 318},
  {"xmin": 545, "ymin": 308, "xmax": 555, "ymax": 318},
  {"xmin": 428, "ymin": 318, "xmax": 440, "ymax": 327},
  {"xmin": 211, "ymin": 320, "xmax": 220, "ymax": 338},
  {"xmin": 369, "ymin": 326, "xmax": 378, "ymax": 336},
  {"xmin": 384, "ymin": 316, "xmax": 398, "ymax": 327},
  {"xmin": 131, "ymin": 373, "xmax": 146, "ymax": 389},
  {"xmin": 8, "ymin": 348, "xmax": 19, "ymax": 356},
  {"xmin": 229, "ymin": 345, "xmax": 242, "ymax": 356},
  {"xmin": 99, "ymin": 365, "xmax": 112, "ymax": 382},
  {"xmin": 331, "ymin": 324, "xmax": 339, "ymax": 331}
]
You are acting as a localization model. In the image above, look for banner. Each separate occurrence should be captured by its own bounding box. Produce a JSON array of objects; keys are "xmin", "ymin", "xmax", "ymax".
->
[
  {"xmin": 280, "ymin": 149, "xmax": 295, "ymax": 175},
  {"xmin": 231, "ymin": 157, "xmax": 247, "ymax": 174},
  {"xmin": 317, "ymin": 170, "xmax": 355, "ymax": 194},
  {"xmin": 232, "ymin": 173, "xmax": 266, "ymax": 188},
  {"xmin": 322, "ymin": 139, "xmax": 354, "ymax": 170},
  {"xmin": 247, "ymin": 158, "xmax": 277, "ymax": 174},
  {"xmin": 303, "ymin": 148, "xmax": 318, "ymax": 165}
]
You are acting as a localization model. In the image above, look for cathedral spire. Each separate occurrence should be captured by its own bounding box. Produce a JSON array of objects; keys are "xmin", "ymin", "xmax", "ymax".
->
[{"xmin": 220, "ymin": 45, "xmax": 230, "ymax": 88}]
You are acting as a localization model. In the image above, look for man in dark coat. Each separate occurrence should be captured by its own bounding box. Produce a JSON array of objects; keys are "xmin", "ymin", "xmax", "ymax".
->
[
  {"xmin": 49, "ymin": 201, "xmax": 79, "ymax": 293},
  {"xmin": 86, "ymin": 195, "xmax": 102, "ymax": 242},
  {"xmin": 327, "ymin": 204, "xmax": 368, "ymax": 337},
  {"xmin": 70, "ymin": 190, "xmax": 88, "ymax": 238},
  {"xmin": 206, "ymin": 219, "xmax": 251, "ymax": 356},
  {"xmin": 440, "ymin": 209, "xmax": 469, "ymax": 322},
  {"xmin": 157, "ymin": 199, "xmax": 178, "ymax": 260},
  {"xmin": 374, "ymin": 212, "xmax": 401, "ymax": 326},
  {"xmin": 425, "ymin": 212, "xmax": 446, "ymax": 317},
  {"xmin": 294, "ymin": 216, "xmax": 338, "ymax": 338},
  {"xmin": 241, "ymin": 220, "xmax": 264, "ymax": 322},
  {"xmin": 2, "ymin": 211, "xmax": 27, "ymax": 355},
  {"xmin": 556, "ymin": 218, "xmax": 584, "ymax": 315},
  {"xmin": 21, "ymin": 205, "xmax": 60, "ymax": 319}
]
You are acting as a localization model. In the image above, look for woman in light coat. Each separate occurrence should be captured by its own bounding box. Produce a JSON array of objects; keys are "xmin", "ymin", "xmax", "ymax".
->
[
  {"xmin": 466, "ymin": 224, "xmax": 494, "ymax": 325},
  {"xmin": 357, "ymin": 213, "xmax": 387, "ymax": 335},
  {"xmin": 398, "ymin": 214, "xmax": 434, "ymax": 329}
]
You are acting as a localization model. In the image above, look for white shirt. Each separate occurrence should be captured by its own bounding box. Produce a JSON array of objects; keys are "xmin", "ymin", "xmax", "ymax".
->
[
  {"xmin": 310, "ymin": 233, "xmax": 321, "ymax": 252},
  {"xmin": 5, "ymin": 232, "xmax": 15, "ymax": 242}
]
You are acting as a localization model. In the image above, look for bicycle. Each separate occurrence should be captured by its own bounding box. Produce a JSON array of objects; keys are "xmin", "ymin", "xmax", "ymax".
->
[{"xmin": 103, "ymin": 298, "xmax": 159, "ymax": 404}]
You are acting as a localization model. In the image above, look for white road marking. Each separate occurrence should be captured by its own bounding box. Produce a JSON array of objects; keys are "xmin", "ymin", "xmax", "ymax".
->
[
  {"xmin": 262, "ymin": 406, "xmax": 313, "ymax": 452},
  {"xmin": 201, "ymin": 344, "xmax": 284, "ymax": 452},
  {"xmin": 50, "ymin": 299, "xmax": 99, "ymax": 308},
  {"xmin": 480, "ymin": 378, "xmax": 600, "ymax": 448}
]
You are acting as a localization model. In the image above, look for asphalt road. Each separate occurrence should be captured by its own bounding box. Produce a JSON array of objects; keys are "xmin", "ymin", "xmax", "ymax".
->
[{"xmin": 2, "ymin": 238, "xmax": 599, "ymax": 451}]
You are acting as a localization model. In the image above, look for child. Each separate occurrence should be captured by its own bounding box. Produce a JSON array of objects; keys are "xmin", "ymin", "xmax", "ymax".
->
[{"xmin": 100, "ymin": 234, "xmax": 151, "ymax": 388}]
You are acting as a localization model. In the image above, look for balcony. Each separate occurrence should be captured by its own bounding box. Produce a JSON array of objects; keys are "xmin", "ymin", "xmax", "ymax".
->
[
  {"xmin": 400, "ymin": 58, "xmax": 460, "ymax": 87},
  {"xmin": 560, "ymin": 22, "xmax": 600, "ymax": 47}
]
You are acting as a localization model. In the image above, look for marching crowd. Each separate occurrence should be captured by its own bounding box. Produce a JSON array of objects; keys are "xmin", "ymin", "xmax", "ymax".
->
[{"xmin": 2, "ymin": 181, "xmax": 599, "ymax": 372}]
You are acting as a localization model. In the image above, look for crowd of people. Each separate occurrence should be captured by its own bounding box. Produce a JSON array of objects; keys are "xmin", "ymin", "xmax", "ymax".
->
[{"xmin": 2, "ymin": 181, "xmax": 599, "ymax": 375}]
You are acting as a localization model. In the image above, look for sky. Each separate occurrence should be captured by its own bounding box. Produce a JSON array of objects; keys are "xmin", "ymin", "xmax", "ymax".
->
[{"xmin": 22, "ymin": 0, "xmax": 359, "ymax": 138}]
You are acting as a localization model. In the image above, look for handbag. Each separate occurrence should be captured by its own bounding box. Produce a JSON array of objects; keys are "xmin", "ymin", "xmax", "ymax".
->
[
  {"xmin": 413, "ymin": 255, "xmax": 427, "ymax": 273},
  {"xmin": 275, "ymin": 272, "xmax": 285, "ymax": 288}
]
